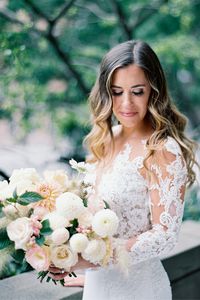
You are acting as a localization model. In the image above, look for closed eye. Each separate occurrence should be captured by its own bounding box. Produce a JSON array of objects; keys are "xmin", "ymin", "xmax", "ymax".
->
[
  {"xmin": 132, "ymin": 90, "xmax": 144, "ymax": 96},
  {"xmin": 111, "ymin": 90, "xmax": 144, "ymax": 96},
  {"xmin": 111, "ymin": 90, "xmax": 123, "ymax": 96}
]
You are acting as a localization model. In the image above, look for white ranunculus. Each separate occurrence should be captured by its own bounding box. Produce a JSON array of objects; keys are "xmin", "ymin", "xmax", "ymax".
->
[
  {"xmin": 9, "ymin": 168, "xmax": 41, "ymax": 185},
  {"xmin": 51, "ymin": 228, "xmax": 69, "ymax": 245},
  {"xmin": 50, "ymin": 244, "xmax": 78, "ymax": 270},
  {"xmin": 43, "ymin": 212, "xmax": 69, "ymax": 230},
  {"xmin": 43, "ymin": 170, "xmax": 69, "ymax": 192},
  {"xmin": 82, "ymin": 239, "xmax": 106, "ymax": 264},
  {"xmin": 7, "ymin": 217, "xmax": 33, "ymax": 250},
  {"xmin": 56, "ymin": 192, "xmax": 85, "ymax": 219},
  {"xmin": 0, "ymin": 180, "xmax": 13, "ymax": 200},
  {"xmin": 92, "ymin": 209, "xmax": 119, "ymax": 238},
  {"xmin": 69, "ymin": 233, "xmax": 89, "ymax": 253}
]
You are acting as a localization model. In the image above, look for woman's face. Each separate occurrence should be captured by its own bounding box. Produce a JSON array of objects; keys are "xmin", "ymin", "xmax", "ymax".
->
[{"xmin": 111, "ymin": 64, "xmax": 151, "ymax": 129}]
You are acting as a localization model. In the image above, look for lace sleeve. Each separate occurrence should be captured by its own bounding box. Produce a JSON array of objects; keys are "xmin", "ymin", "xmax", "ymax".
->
[{"xmin": 129, "ymin": 137, "xmax": 188, "ymax": 264}]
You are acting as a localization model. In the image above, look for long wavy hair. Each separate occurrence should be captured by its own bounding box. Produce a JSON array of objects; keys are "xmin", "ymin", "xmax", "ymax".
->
[{"xmin": 84, "ymin": 40, "xmax": 198, "ymax": 187}]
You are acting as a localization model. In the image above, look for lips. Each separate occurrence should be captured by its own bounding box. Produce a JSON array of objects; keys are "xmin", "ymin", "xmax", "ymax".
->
[{"xmin": 120, "ymin": 112, "xmax": 137, "ymax": 117}]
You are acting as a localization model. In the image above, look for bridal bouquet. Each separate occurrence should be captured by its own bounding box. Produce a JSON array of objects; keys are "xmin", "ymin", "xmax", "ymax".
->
[{"xmin": 0, "ymin": 161, "xmax": 127, "ymax": 285}]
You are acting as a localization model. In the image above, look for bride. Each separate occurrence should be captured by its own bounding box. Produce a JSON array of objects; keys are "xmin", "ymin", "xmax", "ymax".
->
[{"xmin": 49, "ymin": 40, "xmax": 197, "ymax": 299}]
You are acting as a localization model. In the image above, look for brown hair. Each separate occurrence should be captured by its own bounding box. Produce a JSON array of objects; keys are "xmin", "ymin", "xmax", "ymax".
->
[{"xmin": 84, "ymin": 40, "xmax": 198, "ymax": 186}]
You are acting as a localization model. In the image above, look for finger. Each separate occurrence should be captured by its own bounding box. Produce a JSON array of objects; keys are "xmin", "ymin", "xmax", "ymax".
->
[
  {"xmin": 48, "ymin": 272, "xmax": 68, "ymax": 280},
  {"xmin": 64, "ymin": 280, "xmax": 84, "ymax": 287},
  {"xmin": 48, "ymin": 267, "xmax": 64, "ymax": 274},
  {"xmin": 64, "ymin": 276, "xmax": 85, "ymax": 287}
]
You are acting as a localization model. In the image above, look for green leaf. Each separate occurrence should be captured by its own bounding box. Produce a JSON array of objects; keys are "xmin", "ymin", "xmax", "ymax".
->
[
  {"xmin": 40, "ymin": 219, "xmax": 53, "ymax": 236},
  {"xmin": 11, "ymin": 249, "xmax": 25, "ymax": 263},
  {"xmin": 103, "ymin": 200, "xmax": 110, "ymax": 209},
  {"xmin": 68, "ymin": 218, "xmax": 79, "ymax": 237},
  {"xmin": 60, "ymin": 279, "xmax": 65, "ymax": 286},
  {"xmin": 17, "ymin": 191, "xmax": 43, "ymax": 206},
  {"xmin": 52, "ymin": 279, "xmax": 57, "ymax": 285},
  {"xmin": 37, "ymin": 271, "xmax": 49, "ymax": 283},
  {"xmin": 83, "ymin": 198, "xmax": 88, "ymax": 207},
  {"xmin": 70, "ymin": 218, "xmax": 78, "ymax": 228},
  {"xmin": 6, "ymin": 197, "xmax": 17, "ymax": 203},
  {"xmin": 13, "ymin": 188, "xmax": 18, "ymax": 200},
  {"xmin": 0, "ymin": 202, "xmax": 4, "ymax": 213},
  {"xmin": 0, "ymin": 227, "xmax": 14, "ymax": 250},
  {"xmin": 35, "ymin": 235, "xmax": 45, "ymax": 246}
]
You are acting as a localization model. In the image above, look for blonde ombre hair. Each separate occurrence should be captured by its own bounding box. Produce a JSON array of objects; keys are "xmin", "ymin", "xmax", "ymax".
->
[{"xmin": 84, "ymin": 40, "xmax": 198, "ymax": 187}]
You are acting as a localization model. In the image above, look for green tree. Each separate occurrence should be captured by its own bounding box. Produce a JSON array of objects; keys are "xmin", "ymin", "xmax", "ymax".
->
[{"xmin": 0, "ymin": 0, "xmax": 199, "ymax": 154}]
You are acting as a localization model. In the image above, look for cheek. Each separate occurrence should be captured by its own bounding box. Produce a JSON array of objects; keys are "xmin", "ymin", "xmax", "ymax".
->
[
  {"xmin": 112, "ymin": 99, "xmax": 120, "ymax": 111},
  {"xmin": 135, "ymin": 98, "xmax": 149, "ymax": 112}
]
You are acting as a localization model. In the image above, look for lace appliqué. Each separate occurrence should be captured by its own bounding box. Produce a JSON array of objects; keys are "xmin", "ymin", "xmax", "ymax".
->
[
  {"xmin": 130, "ymin": 137, "xmax": 187, "ymax": 264},
  {"xmin": 84, "ymin": 137, "xmax": 187, "ymax": 266}
]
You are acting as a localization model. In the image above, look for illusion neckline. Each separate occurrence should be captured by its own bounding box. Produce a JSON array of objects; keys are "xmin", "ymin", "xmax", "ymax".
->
[{"xmin": 95, "ymin": 139, "xmax": 147, "ymax": 179}]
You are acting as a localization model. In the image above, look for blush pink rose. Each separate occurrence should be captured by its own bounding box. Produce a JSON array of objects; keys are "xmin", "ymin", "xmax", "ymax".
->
[{"xmin": 25, "ymin": 244, "xmax": 50, "ymax": 272}]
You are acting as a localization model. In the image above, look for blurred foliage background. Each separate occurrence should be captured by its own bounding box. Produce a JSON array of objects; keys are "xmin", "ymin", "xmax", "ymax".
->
[{"xmin": 0, "ymin": 0, "xmax": 200, "ymax": 278}]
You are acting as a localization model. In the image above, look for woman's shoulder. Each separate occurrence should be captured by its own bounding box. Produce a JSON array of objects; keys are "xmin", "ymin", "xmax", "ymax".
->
[{"xmin": 157, "ymin": 136, "xmax": 182, "ymax": 156}]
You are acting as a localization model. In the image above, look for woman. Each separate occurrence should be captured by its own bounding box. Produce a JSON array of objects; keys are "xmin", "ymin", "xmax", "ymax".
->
[{"xmin": 50, "ymin": 40, "xmax": 197, "ymax": 299}]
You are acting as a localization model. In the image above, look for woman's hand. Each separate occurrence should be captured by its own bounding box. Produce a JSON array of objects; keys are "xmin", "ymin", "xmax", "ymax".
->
[
  {"xmin": 64, "ymin": 274, "xmax": 85, "ymax": 287},
  {"xmin": 125, "ymin": 236, "xmax": 137, "ymax": 252},
  {"xmin": 71, "ymin": 254, "xmax": 99, "ymax": 272},
  {"xmin": 48, "ymin": 264, "xmax": 70, "ymax": 281},
  {"xmin": 48, "ymin": 255, "xmax": 98, "ymax": 281}
]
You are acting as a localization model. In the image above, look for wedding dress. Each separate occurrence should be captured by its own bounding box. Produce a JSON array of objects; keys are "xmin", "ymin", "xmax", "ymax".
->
[{"xmin": 82, "ymin": 135, "xmax": 187, "ymax": 300}]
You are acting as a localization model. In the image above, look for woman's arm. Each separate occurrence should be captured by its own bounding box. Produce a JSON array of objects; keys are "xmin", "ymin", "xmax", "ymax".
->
[{"xmin": 124, "ymin": 138, "xmax": 187, "ymax": 263}]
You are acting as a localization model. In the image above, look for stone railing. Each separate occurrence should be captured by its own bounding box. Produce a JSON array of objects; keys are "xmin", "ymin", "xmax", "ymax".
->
[{"xmin": 0, "ymin": 220, "xmax": 199, "ymax": 300}]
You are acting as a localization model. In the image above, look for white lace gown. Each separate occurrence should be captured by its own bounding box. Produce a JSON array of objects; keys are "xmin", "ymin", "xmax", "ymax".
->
[{"xmin": 82, "ymin": 136, "xmax": 188, "ymax": 300}]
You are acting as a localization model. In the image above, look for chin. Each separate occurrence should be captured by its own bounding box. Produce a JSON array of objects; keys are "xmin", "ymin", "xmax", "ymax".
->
[{"xmin": 119, "ymin": 120, "xmax": 140, "ymax": 128}]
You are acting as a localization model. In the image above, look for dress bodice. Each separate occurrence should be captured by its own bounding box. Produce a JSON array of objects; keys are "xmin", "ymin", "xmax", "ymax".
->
[
  {"xmin": 84, "ymin": 136, "xmax": 188, "ymax": 265},
  {"xmin": 96, "ymin": 142, "xmax": 151, "ymax": 239}
]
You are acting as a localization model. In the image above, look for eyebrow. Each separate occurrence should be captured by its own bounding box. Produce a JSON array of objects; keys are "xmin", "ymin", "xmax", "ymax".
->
[{"xmin": 111, "ymin": 84, "xmax": 146, "ymax": 88}]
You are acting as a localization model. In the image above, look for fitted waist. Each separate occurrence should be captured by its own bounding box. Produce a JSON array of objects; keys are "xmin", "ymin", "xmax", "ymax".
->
[{"xmin": 86, "ymin": 257, "xmax": 165, "ymax": 277}]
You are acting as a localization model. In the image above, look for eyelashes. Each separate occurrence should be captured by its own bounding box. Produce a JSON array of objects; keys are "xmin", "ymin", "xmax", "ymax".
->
[{"xmin": 111, "ymin": 90, "xmax": 144, "ymax": 96}]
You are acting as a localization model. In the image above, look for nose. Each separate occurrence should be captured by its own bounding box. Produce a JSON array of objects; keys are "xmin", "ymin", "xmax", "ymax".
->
[{"xmin": 122, "ymin": 91, "xmax": 133, "ymax": 106}]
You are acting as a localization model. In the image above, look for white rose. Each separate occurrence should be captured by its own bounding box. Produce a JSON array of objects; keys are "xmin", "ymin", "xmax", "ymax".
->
[
  {"xmin": 3, "ymin": 205, "xmax": 19, "ymax": 219},
  {"xmin": 43, "ymin": 212, "xmax": 69, "ymax": 230},
  {"xmin": 33, "ymin": 206, "xmax": 49, "ymax": 220},
  {"xmin": 16, "ymin": 203, "xmax": 30, "ymax": 217},
  {"xmin": 7, "ymin": 217, "xmax": 33, "ymax": 250},
  {"xmin": 43, "ymin": 170, "xmax": 69, "ymax": 192},
  {"xmin": 82, "ymin": 239, "xmax": 106, "ymax": 264},
  {"xmin": 9, "ymin": 168, "xmax": 41, "ymax": 185},
  {"xmin": 56, "ymin": 192, "xmax": 85, "ymax": 219},
  {"xmin": 10, "ymin": 179, "xmax": 37, "ymax": 196},
  {"xmin": 3, "ymin": 203, "xmax": 29, "ymax": 220},
  {"xmin": 50, "ymin": 244, "xmax": 78, "ymax": 270},
  {"xmin": 87, "ymin": 196, "xmax": 105, "ymax": 214},
  {"xmin": 92, "ymin": 209, "xmax": 119, "ymax": 238},
  {"xmin": 51, "ymin": 228, "xmax": 69, "ymax": 245},
  {"xmin": 69, "ymin": 233, "xmax": 89, "ymax": 253},
  {"xmin": 78, "ymin": 209, "xmax": 93, "ymax": 227},
  {"xmin": 0, "ymin": 180, "xmax": 13, "ymax": 200}
]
